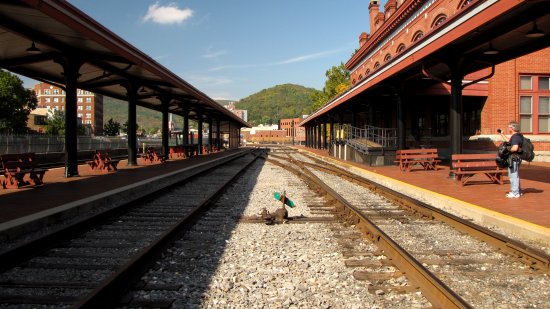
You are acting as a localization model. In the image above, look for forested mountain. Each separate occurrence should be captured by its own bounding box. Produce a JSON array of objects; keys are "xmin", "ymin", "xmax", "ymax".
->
[
  {"xmin": 235, "ymin": 84, "xmax": 320, "ymax": 126},
  {"xmin": 102, "ymin": 83, "xmax": 320, "ymax": 132},
  {"xmin": 103, "ymin": 97, "xmax": 163, "ymax": 134}
]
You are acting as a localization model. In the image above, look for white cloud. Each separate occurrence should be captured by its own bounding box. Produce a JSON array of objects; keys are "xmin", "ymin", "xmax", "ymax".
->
[
  {"xmin": 143, "ymin": 2, "xmax": 193, "ymax": 25},
  {"xmin": 208, "ymin": 64, "xmax": 256, "ymax": 72},
  {"xmin": 208, "ymin": 47, "xmax": 349, "ymax": 71},
  {"xmin": 276, "ymin": 48, "xmax": 345, "ymax": 64},
  {"xmin": 202, "ymin": 49, "xmax": 227, "ymax": 59},
  {"xmin": 187, "ymin": 74, "xmax": 233, "ymax": 86}
]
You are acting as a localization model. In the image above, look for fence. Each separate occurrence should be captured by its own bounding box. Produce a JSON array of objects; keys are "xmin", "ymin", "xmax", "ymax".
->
[{"xmin": 0, "ymin": 135, "xmax": 165, "ymax": 155}]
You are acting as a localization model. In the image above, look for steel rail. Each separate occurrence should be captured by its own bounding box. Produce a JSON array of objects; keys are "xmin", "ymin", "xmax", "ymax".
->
[
  {"xmin": 73, "ymin": 150, "xmax": 263, "ymax": 308},
  {"xmin": 0, "ymin": 150, "xmax": 253, "ymax": 271},
  {"xmin": 267, "ymin": 153, "xmax": 472, "ymax": 309},
  {"xmin": 0, "ymin": 149, "xmax": 261, "ymax": 308},
  {"xmin": 297, "ymin": 155, "xmax": 550, "ymax": 271}
]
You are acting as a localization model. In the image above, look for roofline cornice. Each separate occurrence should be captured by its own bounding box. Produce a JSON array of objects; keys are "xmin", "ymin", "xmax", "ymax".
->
[{"xmin": 347, "ymin": 0, "xmax": 429, "ymax": 69}]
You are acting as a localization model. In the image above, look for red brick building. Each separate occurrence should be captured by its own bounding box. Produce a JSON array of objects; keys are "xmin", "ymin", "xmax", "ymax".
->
[
  {"xmin": 33, "ymin": 83, "xmax": 104, "ymax": 135},
  {"xmin": 241, "ymin": 126, "xmax": 288, "ymax": 144},
  {"xmin": 279, "ymin": 117, "xmax": 306, "ymax": 144},
  {"xmin": 342, "ymin": 0, "xmax": 549, "ymax": 154}
]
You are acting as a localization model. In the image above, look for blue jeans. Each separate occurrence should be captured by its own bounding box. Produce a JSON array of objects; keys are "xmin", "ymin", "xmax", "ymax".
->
[{"xmin": 508, "ymin": 159, "xmax": 521, "ymax": 195}]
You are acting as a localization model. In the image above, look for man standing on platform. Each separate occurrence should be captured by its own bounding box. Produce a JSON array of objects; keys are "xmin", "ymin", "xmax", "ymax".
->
[{"xmin": 501, "ymin": 121, "xmax": 524, "ymax": 198}]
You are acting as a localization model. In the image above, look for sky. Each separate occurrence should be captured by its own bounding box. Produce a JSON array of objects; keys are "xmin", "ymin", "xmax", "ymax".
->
[{"xmin": 22, "ymin": 0, "xmax": 383, "ymax": 101}]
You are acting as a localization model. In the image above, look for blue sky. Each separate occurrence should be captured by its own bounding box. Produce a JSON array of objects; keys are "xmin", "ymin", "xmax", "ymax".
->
[{"xmin": 24, "ymin": 1, "xmax": 382, "ymax": 101}]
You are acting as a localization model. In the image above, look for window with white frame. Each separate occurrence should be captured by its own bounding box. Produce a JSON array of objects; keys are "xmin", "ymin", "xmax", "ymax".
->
[{"xmin": 519, "ymin": 75, "xmax": 550, "ymax": 133}]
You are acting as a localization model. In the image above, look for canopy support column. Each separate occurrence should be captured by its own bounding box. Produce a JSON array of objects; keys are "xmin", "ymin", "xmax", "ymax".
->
[
  {"xmin": 56, "ymin": 57, "xmax": 83, "ymax": 177},
  {"xmin": 122, "ymin": 82, "xmax": 139, "ymax": 166},
  {"xmin": 161, "ymin": 95, "xmax": 170, "ymax": 161},
  {"xmin": 197, "ymin": 111, "xmax": 203, "ymax": 154},
  {"xmin": 207, "ymin": 115, "xmax": 212, "ymax": 153}
]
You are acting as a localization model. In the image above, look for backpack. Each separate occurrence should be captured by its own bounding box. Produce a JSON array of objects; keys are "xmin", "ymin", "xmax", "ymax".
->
[{"xmin": 519, "ymin": 135, "xmax": 535, "ymax": 162}]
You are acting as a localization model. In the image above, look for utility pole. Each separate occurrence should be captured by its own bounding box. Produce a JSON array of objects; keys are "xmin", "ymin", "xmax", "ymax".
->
[{"xmin": 292, "ymin": 120, "xmax": 295, "ymax": 146}]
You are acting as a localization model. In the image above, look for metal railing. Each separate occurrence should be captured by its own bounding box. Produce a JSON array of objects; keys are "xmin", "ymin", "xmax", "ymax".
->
[
  {"xmin": 0, "ymin": 135, "xmax": 165, "ymax": 155},
  {"xmin": 332, "ymin": 124, "xmax": 398, "ymax": 152}
]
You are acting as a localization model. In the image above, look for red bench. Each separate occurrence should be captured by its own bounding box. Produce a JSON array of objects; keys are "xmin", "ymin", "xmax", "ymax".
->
[
  {"xmin": 395, "ymin": 148, "xmax": 441, "ymax": 172},
  {"xmin": 142, "ymin": 147, "xmax": 166, "ymax": 163},
  {"xmin": 1, "ymin": 153, "xmax": 48, "ymax": 189},
  {"xmin": 452, "ymin": 153, "xmax": 507, "ymax": 186},
  {"xmin": 87, "ymin": 150, "xmax": 120, "ymax": 172},
  {"xmin": 169, "ymin": 146, "xmax": 186, "ymax": 159}
]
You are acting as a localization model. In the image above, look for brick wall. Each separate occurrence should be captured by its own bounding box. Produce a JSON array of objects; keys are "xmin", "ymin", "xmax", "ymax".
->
[{"xmin": 485, "ymin": 49, "xmax": 550, "ymax": 133}]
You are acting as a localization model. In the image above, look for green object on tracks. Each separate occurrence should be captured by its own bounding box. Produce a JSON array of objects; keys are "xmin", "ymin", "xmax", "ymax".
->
[{"xmin": 273, "ymin": 192, "xmax": 295, "ymax": 208}]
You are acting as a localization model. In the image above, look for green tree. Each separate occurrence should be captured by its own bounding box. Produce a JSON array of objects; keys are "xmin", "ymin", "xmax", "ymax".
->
[
  {"xmin": 121, "ymin": 121, "xmax": 139, "ymax": 135},
  {"xmin": 103, "ymin": 118, "xmax": 121, "ymax": 136},
  {"xmin": 311, "ymin": 63, "xmax": 350, "ymax": 110},
  {"xmin": 0, "ymin": 70, "xmax": 38, "ymax": 134},
  {"xmin": 44, "ymin": 109, "xmax": 65, "ymax": 135},
  {"xmin": 44, "ymin": 109, "xmax": 86, "ymax": 135}
]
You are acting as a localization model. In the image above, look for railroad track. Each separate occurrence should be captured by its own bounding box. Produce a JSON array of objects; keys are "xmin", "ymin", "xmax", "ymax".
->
[
  {"xmin": 0, "ymin": 149, "xmax": 262, "ymax": 308},
  {"xmin": 267, "ymin": 147, "xmax": 550, "ymax": 308},
  {"xmin": 1, "ymin": 145, "xmax": 548, "ymax": 307}
]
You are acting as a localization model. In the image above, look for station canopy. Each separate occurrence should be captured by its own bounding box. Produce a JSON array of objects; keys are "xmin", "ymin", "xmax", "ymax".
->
[{"xmin": 0, "ymin": 0, "xmax": 249, "ymax": 128}]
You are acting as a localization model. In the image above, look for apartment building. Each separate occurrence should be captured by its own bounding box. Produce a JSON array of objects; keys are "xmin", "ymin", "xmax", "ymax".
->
[{"xmin": 33, "ymin": 83, "xmax": 104, "ymax": 135}]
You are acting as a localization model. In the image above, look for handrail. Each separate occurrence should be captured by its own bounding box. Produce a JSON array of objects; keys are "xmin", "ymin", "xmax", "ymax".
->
[{"xmin": 332, "ymin": 124, "xmax": 397, "ymax": 153}]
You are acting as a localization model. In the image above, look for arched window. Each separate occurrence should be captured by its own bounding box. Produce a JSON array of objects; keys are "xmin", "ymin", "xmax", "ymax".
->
[
  {"xmin": 459, "ymin": 0, "xmax": 474, "ymax": 9},
  {"xmin": 374, "ymin": 62, "xmax": 380, "ymax": 69},
  {"xmin": 359, "ymin": 74, "xmax": 363, "ymax": 80},
  {"xmin": 384, "ymin": 53, "xmax": 392, "ymax": 62},
  {"xmin": 366, "ymin": 69, "xmax": 371, "ymax": 76},
  {"xmin": 432, "ymin": 14, "xmax": 447, "ymax": 28},
  {"xmin": 352, "ymin": 79, "xmax": 356, "ymax": 85},
  {"xmin": 412, "ymin": 30, "xmax": 424, "ymax": 42},
  {"xmin": 396, "ymin": 43, "xmax": 406, "ymax": 53}
]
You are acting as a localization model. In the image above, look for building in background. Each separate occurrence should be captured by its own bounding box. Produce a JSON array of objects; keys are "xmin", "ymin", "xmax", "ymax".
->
[
  {"xmin": 241, "ymin": 124, "xmax": 287, "ymax": 144},
  {"xmin": 33, "ymin": 83, "xmax": 104, "ymax": 135},
  {"xmin": 27, "ymin": 107, "xmax": 48, "ymax": 133},
  {"xmin": 279, "ymin": 117, "xmax": 306, "ymax": 144},
  {"xmin": 225, "ymin": 102, "xmax": 248, "ymax": 122}
]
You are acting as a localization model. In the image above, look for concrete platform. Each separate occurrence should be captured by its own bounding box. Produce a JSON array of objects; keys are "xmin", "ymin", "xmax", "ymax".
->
[
  {"xmin": 1, "ymin": 145, "xmax": 548, "ymax": 246},
  {"xmin": 0, "ymin": 149, "xmax": 248, "ymax": 242},
  {"xmin": 296, "ymin": 146, "xmax": 550, "ymax": 244}
]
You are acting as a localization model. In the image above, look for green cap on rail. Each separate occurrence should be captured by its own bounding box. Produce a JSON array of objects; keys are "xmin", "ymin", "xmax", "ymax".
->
[{"xmin": 273, "ymin": 191, "xmax": 295, "ymax": 208}]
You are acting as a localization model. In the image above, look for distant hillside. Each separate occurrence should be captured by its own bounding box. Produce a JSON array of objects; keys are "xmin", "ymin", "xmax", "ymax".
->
[
  {"xmin": 103, "ymin": 97, "xmax": 163, "ymax": 134},
  {"xmin": 235, "ymin": 84, "xmax": 320, "ymax": 126},
  {"xmin": 103, "ymin": 84, "xmax": 319, "ymax": 132}
]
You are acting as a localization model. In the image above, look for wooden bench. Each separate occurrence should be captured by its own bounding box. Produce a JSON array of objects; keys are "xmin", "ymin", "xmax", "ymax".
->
[
  {"xmin": 395, "ymin": 148, "xmax": 441, "ymax": 172},
  {"xmin": 86, "ymin": 150, "xmax": 120, "ymax": 172},
  {"xmin": 143, "ymin": 147, "xmax": 166, "ymax": 163},
  {"xmin": 1, "ymin": 153, "xmax": 48, "ymax": 189},
  {"xmin": 169, "ymin": 146, "xmax": 187, "ymax": 159},
  {"xmin": 451, "ymin": 153, "xmax": 507, "ymax": 186},
  {"xmin": 183, "ymin": 145, "xmax": 198, "ymax": 157}
]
